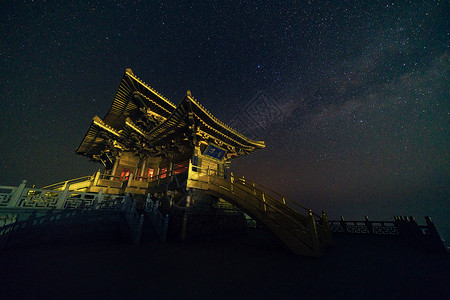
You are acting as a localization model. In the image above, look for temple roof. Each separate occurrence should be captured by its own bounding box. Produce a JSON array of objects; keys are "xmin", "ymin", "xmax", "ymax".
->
[
  {"xmin": 103, "ymin": 69, "xmax": 176, "ymax": 129},
  {"xmin": 76, "ymin": 69, "xmax": 265, "ymax": 160}
]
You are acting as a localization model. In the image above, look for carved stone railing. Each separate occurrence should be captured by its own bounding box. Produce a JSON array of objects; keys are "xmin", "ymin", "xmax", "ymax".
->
[
  {"xmin": 144, "ymin": 194, "xmax": 169, "ymax": 242},
  {"xmin": 329, "ymin": 216, "xmax": 399, "ymax": 235},
  {"xmin": 0, "ymin": 181, "xmax": 130, "ymax": 249},
  {"xmin": 0, "ymin": 180, "xmax": 125, "ymax": 210},
  {"xmin": 330, "ymin": 216, "xmax": 446, "ymax": 253}
]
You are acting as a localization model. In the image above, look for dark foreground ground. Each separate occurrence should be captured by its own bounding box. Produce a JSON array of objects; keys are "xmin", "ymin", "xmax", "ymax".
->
[{"xmin": 1, "ymin": 230, "xmax": 449, "ymax": 300}]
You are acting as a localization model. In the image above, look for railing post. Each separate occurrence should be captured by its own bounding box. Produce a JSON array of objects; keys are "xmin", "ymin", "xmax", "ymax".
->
[
  {"xmin": 9, "ymin": 180, "xmax": 27, "ymax": 208},
  {"xmin": 56, "ymin": 185, "xmax": 70, "ymax": 209},
  {"xmin": 93, "ymin": 169, "xmax": 101, "ymax": 187},
  {"xmin": 252, "ymin": 183, "xmax": 256, "ymax": 196},
  {"xmin": 322, "ymin": 211, "xmax": 333, "ymax": 246},
  {"xmin": 365, "ymin": 216, "xmax": 374, "ymax": 234},
  {"xmin": 262, "ymin": 192, "xmax": 267, "ymax": 211},
  {"xmin": 94, "ymin": 188, "xmax": 103, "ymax": 209},
  {"xmin": 340, "ymin": 216, "xmax": 347, "ymax": 233},
  {"xmin": 145, "ymin": 193, "xmax": 153, "ymax": 213},
  {"xmin": 308, "ymin": 210, "xmax": 320, "ymax": 256},
  {"xmin": 61, "ymin": 181, "xmax": 68, "ymax": 191}
]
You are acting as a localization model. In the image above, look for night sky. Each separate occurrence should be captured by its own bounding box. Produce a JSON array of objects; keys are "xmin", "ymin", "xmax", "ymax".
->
[{"xmin": 1, "ymin": 1, "xmax": 449, "ymax": 241}]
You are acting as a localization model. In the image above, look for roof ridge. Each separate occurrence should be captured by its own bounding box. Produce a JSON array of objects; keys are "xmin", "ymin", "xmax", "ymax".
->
[
  {"xmin": 135, "ymin": 91, "xmax": 171, "ymax": 116},
  {"xmin": 187, "ymin": 95, "xmax": 265, "ymax": 147},
  {"xmin": 125, "ymin": 69, "xmax": 177, "ymax": 108}
]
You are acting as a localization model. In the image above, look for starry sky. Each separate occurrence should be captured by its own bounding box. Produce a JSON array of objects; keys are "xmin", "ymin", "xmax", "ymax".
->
[{"xmin": 1, "ymin": 1, "xmax": 449, "ymax": 241}]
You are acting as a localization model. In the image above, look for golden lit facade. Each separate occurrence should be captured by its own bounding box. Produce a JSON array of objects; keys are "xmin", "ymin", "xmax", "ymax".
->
[{"xmin": 75, "ymin": 69, "xmax": 265, "ymax": 198}]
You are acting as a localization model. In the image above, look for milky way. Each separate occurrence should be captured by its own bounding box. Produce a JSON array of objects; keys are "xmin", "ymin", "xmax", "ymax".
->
[{"xmin": 1, "ymin": 1, "xmax": 448, "ymax": 240}]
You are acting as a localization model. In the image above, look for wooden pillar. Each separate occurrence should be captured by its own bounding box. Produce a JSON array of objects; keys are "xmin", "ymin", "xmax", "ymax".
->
[
  {"xmin": 140, "ymin": 159, "xmax": 146, "ymax": 181},
  {"xmin": 110, "ymin": 157, "xmax": 120, "ymax": 179},
  {"xmin": 168, "ymin": 159, "xmax": 173, "ymax": 181},
  {"xmin": 127, "ymin": 173, "xmax": 133, "ymax": 187},
  {"xmin": 156, "ymin": 166, "xmax": 160, "ymax": 184}
]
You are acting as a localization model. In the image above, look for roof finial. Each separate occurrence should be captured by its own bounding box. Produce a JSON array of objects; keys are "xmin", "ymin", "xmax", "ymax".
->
[{"xmin": 187, "ymin": 90, "xmax": 192, "ymax": 97}]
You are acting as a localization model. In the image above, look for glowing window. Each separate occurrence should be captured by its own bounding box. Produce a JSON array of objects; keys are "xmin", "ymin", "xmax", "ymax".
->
[
  {"xmin": 160, "ymin": 167, "xmax": 167, "ymax": 179},
  {"xmin": 120, "ymin": 169, "xmax": 130, "ymax": 181},
  {"xmin": 147, "ymin": 168, "xmax": 154, "ymax": 180}
]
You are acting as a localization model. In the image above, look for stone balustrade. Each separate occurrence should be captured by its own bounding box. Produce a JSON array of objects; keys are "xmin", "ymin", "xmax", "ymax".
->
[
  {"xmin": 330, "ymin": 216, "xmax": 446, "ymax": 253},
  {"xmin": 0, "ymin": 180, "xmax": 125, "ymax": 210}
]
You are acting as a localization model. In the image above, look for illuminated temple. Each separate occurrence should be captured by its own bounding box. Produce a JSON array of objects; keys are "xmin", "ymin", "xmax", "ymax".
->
[
  {"xmin": 1, "ymin": 69, "xmax": 332, "ymax": 256},
  {"xmin": 75, "ymin": 69, "xmax": 265, "ymax": 200}
]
